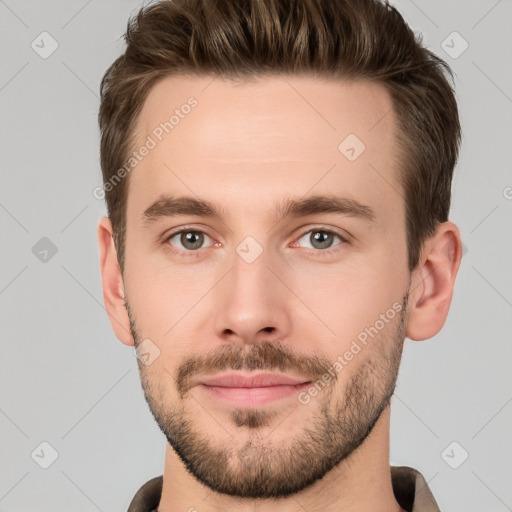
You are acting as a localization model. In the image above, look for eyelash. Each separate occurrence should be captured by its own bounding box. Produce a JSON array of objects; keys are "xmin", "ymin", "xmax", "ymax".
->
[{"xmin": 162, "ymin": 226, "xmax": 348, "ymax": 258}]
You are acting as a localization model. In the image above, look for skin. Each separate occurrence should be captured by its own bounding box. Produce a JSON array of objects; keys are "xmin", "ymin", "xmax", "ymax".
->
[{"xmin": 98, "ymin": 74, "xmax": 462, "ymax": 512}]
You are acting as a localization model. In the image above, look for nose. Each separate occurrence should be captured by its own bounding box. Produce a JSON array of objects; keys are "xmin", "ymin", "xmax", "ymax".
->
[{"xmin": 213, "ymin": 245, "xmax": 292, "ymax": 346}]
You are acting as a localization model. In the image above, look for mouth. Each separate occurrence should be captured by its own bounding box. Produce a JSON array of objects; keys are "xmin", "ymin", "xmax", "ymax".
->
[{"xmin": 193, "ymin": 372, "xmax": 312, "ymax": 407}]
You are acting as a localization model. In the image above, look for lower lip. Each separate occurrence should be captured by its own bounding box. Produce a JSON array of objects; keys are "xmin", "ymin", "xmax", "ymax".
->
[{"xmin": 199, "ymin": 382, "xmax": 311, "ymax": 407}]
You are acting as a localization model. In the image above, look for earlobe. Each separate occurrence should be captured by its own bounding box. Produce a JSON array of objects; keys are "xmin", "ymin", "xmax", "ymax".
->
[
  {"xmin": 406, "ymin": 221, "xmax": 463, "ymax": 341},
  {"xmin": 97, "ymin": 216, "xmax": 134, "ymax": 346}
]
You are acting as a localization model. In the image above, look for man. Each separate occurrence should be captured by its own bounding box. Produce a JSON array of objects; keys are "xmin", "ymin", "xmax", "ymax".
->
[{"xmin": 97, "ymin": 0, "xmax": 462, "ymax": 510}]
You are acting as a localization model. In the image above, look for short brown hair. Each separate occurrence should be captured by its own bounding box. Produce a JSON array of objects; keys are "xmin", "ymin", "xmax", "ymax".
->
[{"xmin": 98, "ymin": 0, "xmax": 461, "ymax": 273}]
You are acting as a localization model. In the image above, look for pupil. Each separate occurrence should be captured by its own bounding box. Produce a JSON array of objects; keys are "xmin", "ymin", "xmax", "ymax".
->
[
  {"xmin": 183, "ymin": 231, "xmax": 203, "ymax": 249},
  {"xmin": 312, "ymin": 231, "xmax": 332, "ymax": 249}
]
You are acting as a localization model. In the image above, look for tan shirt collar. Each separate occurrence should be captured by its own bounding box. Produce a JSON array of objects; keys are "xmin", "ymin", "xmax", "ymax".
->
[{"xmin": 128, "ymin": 465, "xmax": 440, "ymax": 512}]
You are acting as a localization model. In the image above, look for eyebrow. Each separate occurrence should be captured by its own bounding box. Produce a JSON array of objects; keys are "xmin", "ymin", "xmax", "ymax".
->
[{"xmin": 141, "ymin": 194, "xmax": 377, "ymax": 226}]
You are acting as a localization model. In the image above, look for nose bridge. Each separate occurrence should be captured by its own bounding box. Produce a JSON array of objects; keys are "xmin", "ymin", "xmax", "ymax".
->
[
  {"xmin": 213, "ymin": 240, "xmax": 290, "ymax": 341},
  {"xmin": 231, "ymin": 243, "xmax": 272, "ymax": 300}
]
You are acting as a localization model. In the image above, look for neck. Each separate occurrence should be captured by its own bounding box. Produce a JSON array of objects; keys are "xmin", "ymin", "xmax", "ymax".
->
[{"xmin": 157, "ymin": 406, "xmax": 404, "ymax": 512}]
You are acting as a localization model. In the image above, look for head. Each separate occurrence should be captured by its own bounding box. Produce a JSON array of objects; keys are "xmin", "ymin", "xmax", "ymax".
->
[{"xmin": 97, "ymin": 0, "xmax": 462, "ymax": 500}]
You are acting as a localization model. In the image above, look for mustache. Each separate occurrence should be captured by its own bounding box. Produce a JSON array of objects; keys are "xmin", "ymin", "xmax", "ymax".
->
[{"xmin": 176, "ymin": 341, "xmax": 335, "ymax": 398}]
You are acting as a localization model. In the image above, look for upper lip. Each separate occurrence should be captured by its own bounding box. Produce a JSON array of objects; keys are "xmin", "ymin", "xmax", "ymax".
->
[{"xmin": 195, "ymin": 372, "xmax": 311, "ymax": 388}]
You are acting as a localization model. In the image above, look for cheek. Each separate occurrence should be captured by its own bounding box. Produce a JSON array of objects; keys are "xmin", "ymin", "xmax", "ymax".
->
[
  {"xmin": 291, "ymin": 256, "xmax": 404, "ymax": 338},
  {"xmin": 126, "ymin": 263, "xmax": 216, "ymax": 343}
]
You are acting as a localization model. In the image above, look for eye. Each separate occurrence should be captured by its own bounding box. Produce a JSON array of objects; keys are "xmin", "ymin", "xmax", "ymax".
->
[
  {"xmin": 293, "ymin": 227, "xmax": 346, "ymax": 254},
  {"xmin": 165, "ymin": 228, "xmax": 215, "ymax": 254},
  {"xmin": 162, "ymin": 226, "xmax": 347, "ymax": 258}
]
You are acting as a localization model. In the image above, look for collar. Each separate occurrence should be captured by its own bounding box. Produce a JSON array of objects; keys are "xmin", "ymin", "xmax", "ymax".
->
[{"xmin": 128, "ymin": 465, "xmax": 440, "ymax": 512}]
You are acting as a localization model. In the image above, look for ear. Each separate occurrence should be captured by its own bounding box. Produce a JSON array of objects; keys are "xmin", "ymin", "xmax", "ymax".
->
[
  {"xmin": 406, "ymin": 221, "xmax": 462, "ymax": 341},
  {"xmin": 97, "ymin": 216, "xmax": 134, "ymax": 346}
]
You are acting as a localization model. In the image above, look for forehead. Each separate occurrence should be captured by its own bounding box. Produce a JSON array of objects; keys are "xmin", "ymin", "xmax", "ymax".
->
[
  {"xmin": 127, "ymin": 74, "xmax": 402, "ymax": 227},
  {"xmin": 135, "ymin": 73, "xmax": 396, "ymax": 156}
]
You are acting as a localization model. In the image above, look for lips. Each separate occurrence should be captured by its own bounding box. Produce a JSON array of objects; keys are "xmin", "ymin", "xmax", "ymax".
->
[
  {"xmin": 193, "ymin": 372, "xmax": 313, "ymax": 407},
  {"xmin": 197, "ymin": 372, "xmax": 311, "ymax": 388}
]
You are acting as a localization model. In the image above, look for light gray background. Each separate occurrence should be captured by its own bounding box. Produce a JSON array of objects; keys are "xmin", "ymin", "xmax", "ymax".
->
[{"xmin": 0, "ymin": 0, "xmax": 511, "ymax": 510}]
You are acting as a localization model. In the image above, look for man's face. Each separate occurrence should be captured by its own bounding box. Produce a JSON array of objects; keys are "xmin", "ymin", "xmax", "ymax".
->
[{"xmin": 123, "ymin": 74, "xmax": 411, "ymax": 498}]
